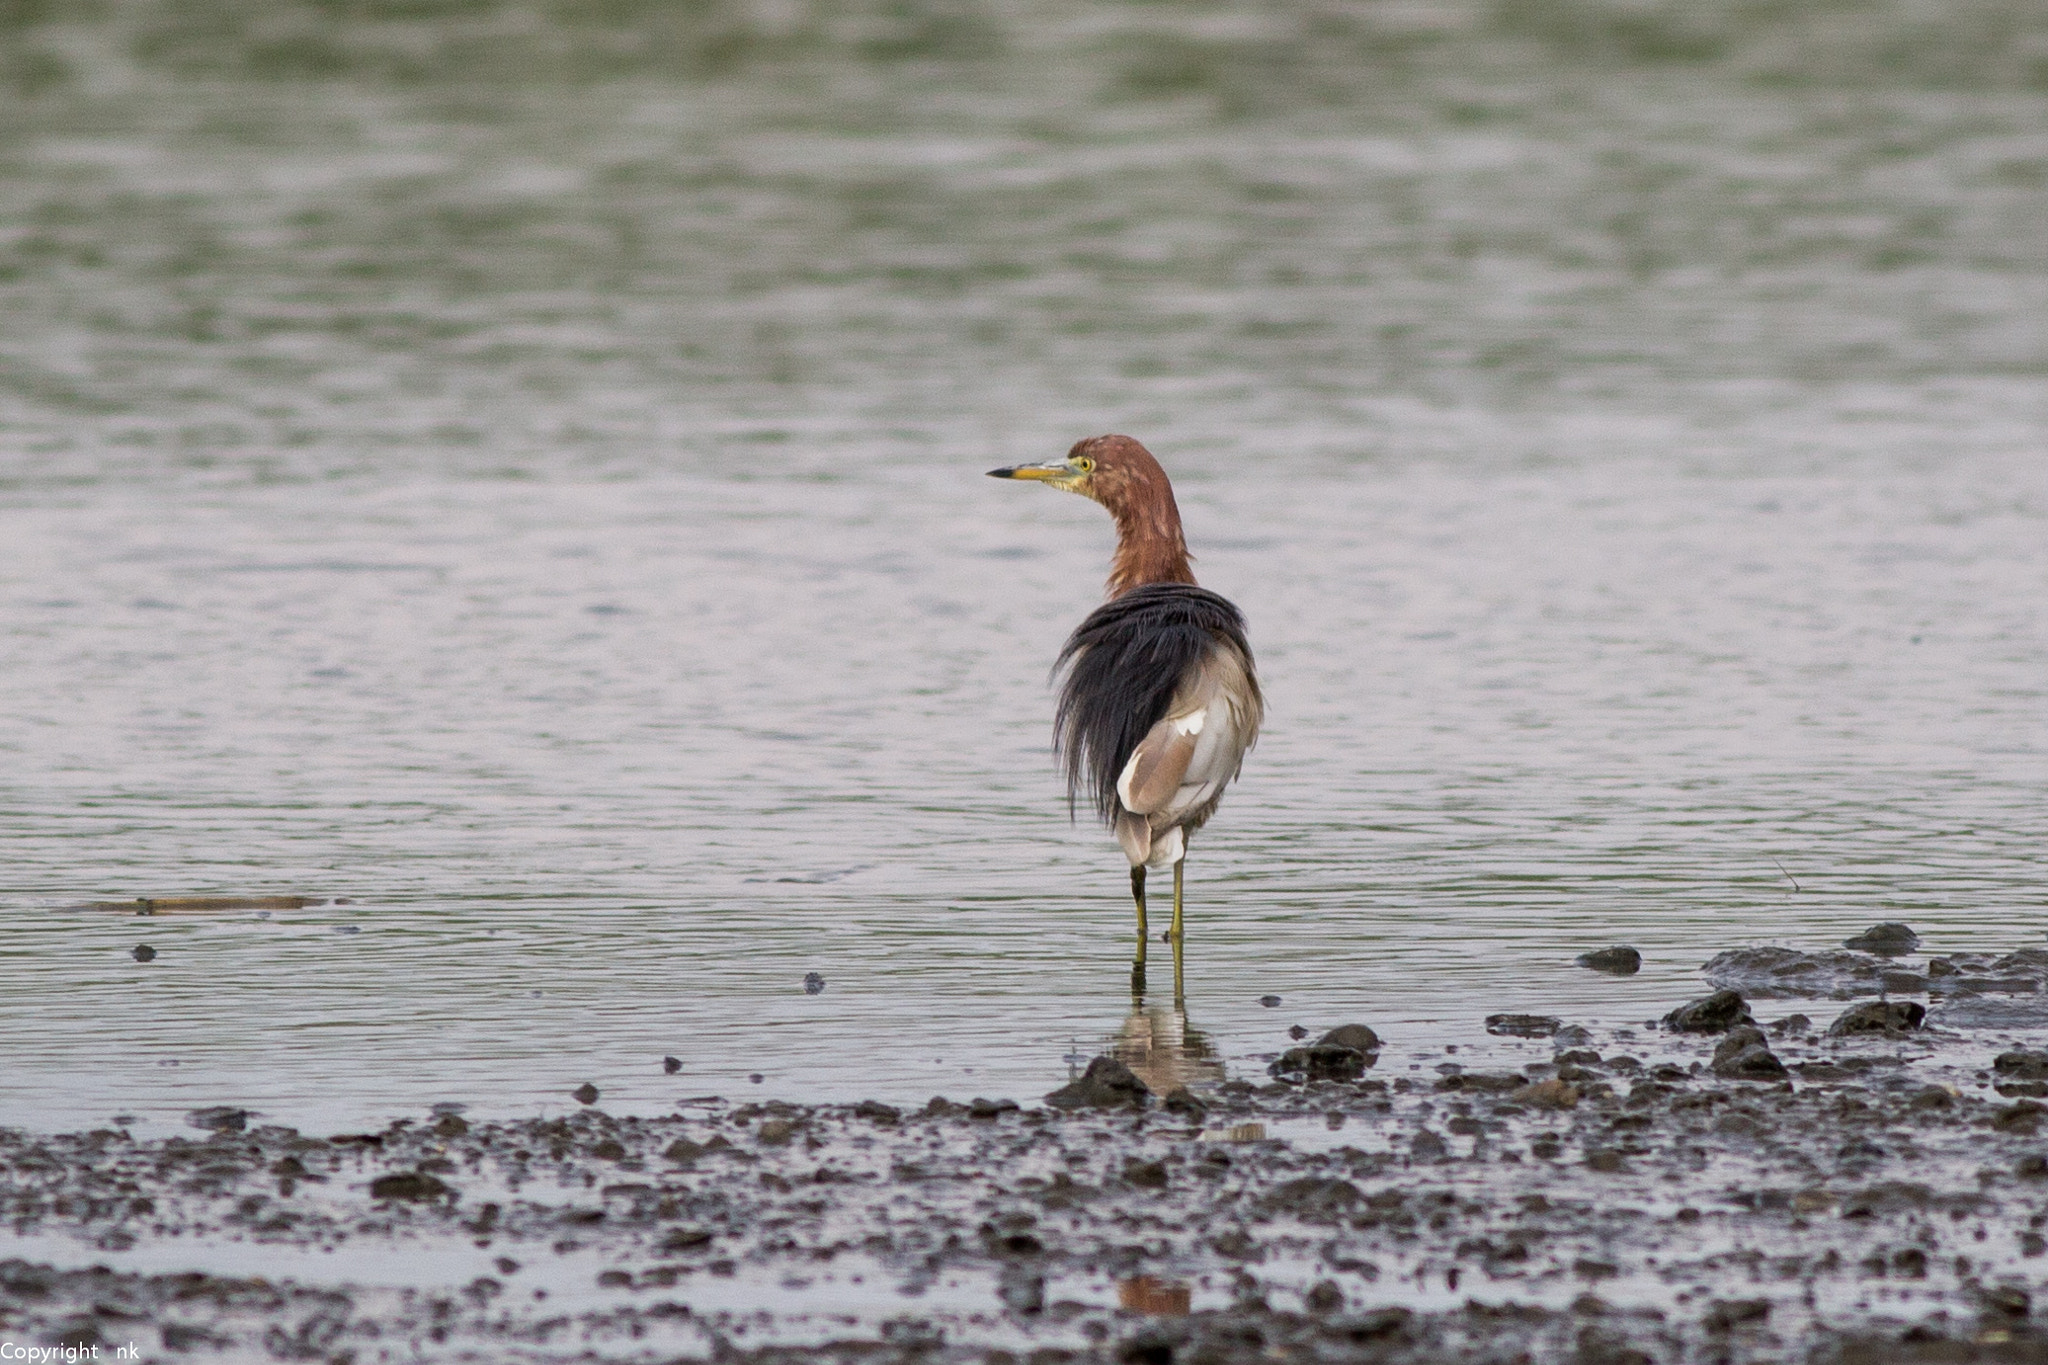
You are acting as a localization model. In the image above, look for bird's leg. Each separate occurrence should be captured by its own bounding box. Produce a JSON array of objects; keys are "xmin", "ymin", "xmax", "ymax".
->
[
  {"xmin": 1168, "ymin": 859, "xmax": 1184, "ymax": 946},
  {"xmin": 1130, "ymin": 866, "xmax": 1148, "ymax": 992},
  {"xmin": 1168, "ymin": 859, "xmax": 1185, "ymax": 1006}
]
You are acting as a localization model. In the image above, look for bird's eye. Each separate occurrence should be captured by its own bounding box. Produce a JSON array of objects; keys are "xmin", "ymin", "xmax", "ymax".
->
[{"xmin": 1073, "ymin": 457, "xmax": 1095, "ymax": 473}]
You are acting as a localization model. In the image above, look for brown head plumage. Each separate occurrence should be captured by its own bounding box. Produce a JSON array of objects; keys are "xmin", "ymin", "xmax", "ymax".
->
[{"xmin": 987, "ymin": 433, "xmax": 1197, "ymax": 597}]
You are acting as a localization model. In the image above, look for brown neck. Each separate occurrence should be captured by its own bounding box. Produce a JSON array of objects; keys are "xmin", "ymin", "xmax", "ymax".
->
[{"xmin": 1106, "ymin": 498, "xmax": 1197, "ymax": 597}]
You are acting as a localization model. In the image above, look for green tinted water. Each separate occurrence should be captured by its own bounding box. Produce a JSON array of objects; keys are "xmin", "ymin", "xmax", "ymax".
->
[{"xmin": 1, "ymin": 0, "xmax": 2045, "ymax": 1131}]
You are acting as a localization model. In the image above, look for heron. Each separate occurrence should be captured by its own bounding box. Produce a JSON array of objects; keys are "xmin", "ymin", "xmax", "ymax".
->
[{"xmin": 989, "ymin": 434, "xmax": 1263, "ymax": 991}]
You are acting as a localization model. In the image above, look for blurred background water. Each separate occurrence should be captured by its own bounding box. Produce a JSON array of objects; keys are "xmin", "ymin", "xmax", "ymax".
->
[{"xmin": 1, "ymin": 0, "xmax": 2045, "ymax": 1133}]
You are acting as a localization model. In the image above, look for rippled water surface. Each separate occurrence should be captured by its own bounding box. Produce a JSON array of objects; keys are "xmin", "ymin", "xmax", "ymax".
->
[{"xmin": 2, "ymin": 0, "xmax": 2046, "ymax": 1132}]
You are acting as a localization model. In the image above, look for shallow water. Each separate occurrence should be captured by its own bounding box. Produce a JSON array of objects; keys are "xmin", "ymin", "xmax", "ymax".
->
[{"xmin": 2, "ymin": 1, "xmax": 2046, "ymax": 1133}]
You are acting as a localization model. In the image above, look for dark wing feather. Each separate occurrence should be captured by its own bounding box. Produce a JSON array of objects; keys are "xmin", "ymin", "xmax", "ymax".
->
[{"xmin": 1052, "ymin": 584, "xmax": 1255, "ymax": 825}]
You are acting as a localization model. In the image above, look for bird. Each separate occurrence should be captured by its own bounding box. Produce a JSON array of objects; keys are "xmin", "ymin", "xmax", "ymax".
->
[{"xmin": 989, "ymin": 434, "xmax": 1262, "ymax": 992}]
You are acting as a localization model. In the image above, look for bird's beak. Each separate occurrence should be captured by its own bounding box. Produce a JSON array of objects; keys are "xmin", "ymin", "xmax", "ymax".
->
[{"xmin": 987, "ymin": 460, "xmax": 1074, "ymax": 482}]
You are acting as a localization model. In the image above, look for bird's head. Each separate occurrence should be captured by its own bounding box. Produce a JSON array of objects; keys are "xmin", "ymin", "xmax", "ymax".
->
[{"xmin": 986, "ymin": 434, "xmax": 1168, "ymax": 516}]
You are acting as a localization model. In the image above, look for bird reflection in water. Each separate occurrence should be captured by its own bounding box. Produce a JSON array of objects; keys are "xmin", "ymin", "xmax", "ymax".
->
[{"xmin": 1115, "ymin": 985, "xmax": 1225, "ymax": 1098}]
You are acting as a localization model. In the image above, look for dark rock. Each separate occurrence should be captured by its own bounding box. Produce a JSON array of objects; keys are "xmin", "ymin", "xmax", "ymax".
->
[
  {"xmin": 1665, "ymin": 990, "xmax": 1752, "ymax": 1033},
  {"xmin": 433, "ymin": 1113, "xmax": 469, "ymax": 1137},
  {"xmin": 968, "ymin": 1097, "xmax": 1019, "ymax": 1119},
  {"xmin": 572, "ymin": 1083, "xmax": 599, "ymax": 1105},
  {"xmin": 1162, "ymin": 1088, "xmax": 1206, "ymax": 1120},
  {"xmin": 1996, "ymin": 1051, "xmax": 2048, "ymax": 1080},
  {"xmin": 803, "ymin": 972, "xmax": 825, "ymax": 995},
  {"xmin": 1317, "ymin": 1024, "xmax": 1381, "ymax": 1054},
  {"xmin": 369, "ymin": 1171, "xmax": 452, "ymax": 1202},
  {"xmin": 1304, "ymin": 1279, "xmax": 1344, "ymax": 1314},
  {"xmin": 1118, "ymin": 1330, "xmax": 1178, "ymax": 1365},
  {"xmin": 132, "ymin": 944, "xmax": 156, "ymax": 962},
  {"xmin": 663, "ymin": 1056, "xmax": 681, "ymax": 1074},
  {"xmin": 1701, "ymin": 946, "xmax": 1894, "ymax": 999},
  {"xmin": 1711, "ymin": 1027, "xmax": 1788, "ymax": 1080},
  {"xmin": 1268, "ymin": 1045, "xmax": 1369, "ymax": 1083},
  {"xmin": 853, "ymin": 1100, "xmax": 901, "ymax": 1124},
  {"xmin": 1576, "ymin": 946, "xmax": 1642, "ymax": 975},
  {"xmin": 160, "ymin": 1324, "xmax": 226, "ymax": 1352},
  {"xmin": 1768, "ymin": 1014, "xmax": 1811, "ymax": 1036},
  {"xmin": 1827, "ymin": 1000, "xmax": 1926, "ymax": 1037},
  {"xmin": 1924, "ymin": 949, "xmax": 2048, "ymax": 996},
  {"xmin": 992, "ymin": 1231, "xmax": 1043, "ymax": 1256},
  {"xmin": 1287, "ymin": 1024, "xmax": 1308, "ymax": 1040},
  {"xmin": 997, "ymin": 1265, "xmax": 1044, "ymax": 1315},
  {"xmin": 1995, "ymin": 1102, "xmax": 2045, "ymax": 1133},
  {"xmin": 1045, "ymin": 1057, "xmax": 1151, "ymax": 1110},
  {"xmin": 1122, "ymin": 1158, "xmax": 1169, "ymax": 1188},
  {"xmin": 1411, "ymin": 1130, "xmax": 1448, "ymax": 1161},
  {"xmin": 1486, "ymin": 1013, "xmax": 1560, "ymax": 1037},
  {"xmin": 1258, "ymin": 995, "xmax": 1282, "ymax": 1008},
  {"xmin": 1842, "ymin": 922, "xmax": 1920, "ymax": 956},
  {"xmin": 1704, "ymin": 1299, "xmax": 1771, "ymax": 1332},
  {"xmin": 1334, "ymin": 1308, "xmax": 1411, "ymax": 1343},
  {"xmin": 663, "ymin": 1137, "xmax": 724, "ymax": 1163},
  {"xmin": 1513, "ymin": 1079, "xmax": 1581, "ymax": 1110},
  {"xmin": 185, "ymin": 1106, "xmax": 248, "ymax": 1133},
  {"xmin": 1982, "ymin": 1285, "xmax": 2031, "ymax": 1318},
  {"xmin": 52, "ymin": 1324, "xmax": 103, "ymax": 1353},
  {"xmin": 1262, "ymin": 1175, "xmax": 1361, "ymax": 1220},
  {"xmin": 1436, "ymin": 1071, "xmax": 1526, "ymax": 1094},
  {"xmin": 1930, "ymin": 996, "xmax": 2048, "ymax": 1029},
  {"xmin": 659, "ymin": 1227, "xmax": 713, "ymax": 1252}
]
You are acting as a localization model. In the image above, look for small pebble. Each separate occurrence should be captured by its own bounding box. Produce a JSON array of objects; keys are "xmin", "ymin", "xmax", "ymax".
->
[
  {"xmin": 186, "ymin": 1106, "xmax": 248, "ymax": 1133},
  {"xmin": 748, "ymin": 1073, "xmax": 764, "ymax": 1084},
  {"xmin": 663, "ymin": 1056, "xmax": 682, "ymax": 1074},
  {"xmin": 803, "ymin": 972, "xmax": 825, "ymax": 995},
  {"xmin": 572, "ymin": 1083, "xmax": 600, "ymax": 1105},
  {"xmin": 1259, "ymin": 995, "xmax": 1282, "ymax": 1008},
  {"xmin": 1318, "ymin": 1024, "xmax": 1381, "ymax": 1054},
  {"xmin": 1843, "ymin": 922, "xmax": 1920, "ymax": 956},
  {"xmin": 1288, "ymin": 1025, "xmax": 1308, "ymax": 1040},
  {"xmin": 1487, "ymin": 1013, "xmax": 1561, "ymax": 1038},
  {"xmin": 132, "ymin": 945, "xmax": 156, "ymax": 962},
  {"xmin": 1576, "ymin": 946, "xmax": 1642, "ymax": 975}
]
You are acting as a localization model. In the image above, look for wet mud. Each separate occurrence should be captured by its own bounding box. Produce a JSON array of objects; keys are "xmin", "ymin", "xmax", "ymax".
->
[{"xmin": 11, "ymin": 972, "xmax": 2048, "ymax": 1363}]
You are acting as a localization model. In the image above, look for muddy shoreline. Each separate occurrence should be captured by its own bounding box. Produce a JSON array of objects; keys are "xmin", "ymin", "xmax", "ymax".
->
[{"xmin": 10, "ymin": 979, "xmax": 2048, "ymax": 1362}]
